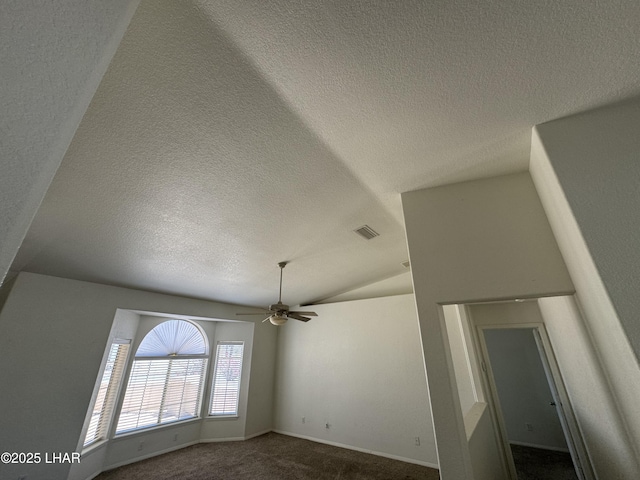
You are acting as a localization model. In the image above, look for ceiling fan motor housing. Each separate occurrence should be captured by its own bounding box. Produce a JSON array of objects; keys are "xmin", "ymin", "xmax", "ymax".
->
[{"xmin": 270, "ymin": 302, "xmax": 289, "ymax": 313}]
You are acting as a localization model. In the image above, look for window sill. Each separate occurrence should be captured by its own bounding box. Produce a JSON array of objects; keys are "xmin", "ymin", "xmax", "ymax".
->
[
  {"xmin": 206, "ymin": 415, "xmax": 239, "ymax": 420},
  {"xmin": 113, "ymin": 417, "xmax": 201, "ymax": 439}
]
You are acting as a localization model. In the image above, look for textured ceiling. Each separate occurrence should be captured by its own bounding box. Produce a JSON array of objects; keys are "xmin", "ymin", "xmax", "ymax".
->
[{"xmin": 10, "ymin": 0, "xmax": 640, "ymax": 307}]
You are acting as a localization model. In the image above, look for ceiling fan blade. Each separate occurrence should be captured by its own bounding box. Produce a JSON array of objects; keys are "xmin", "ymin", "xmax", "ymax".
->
[
  {"xmin": 262, "ymin": 317, "xmax": 270, "ymax": 323},
  {"xmin": 289, "ymin": 311, "xmax": 317, "ymax": 316},
  {"xmin": 236, "ymin": 312, "xmax": 272, "ymax": 316},
  {"xmin": 288, "ymin": 313, "xmax": 312, "ymax": 322}
]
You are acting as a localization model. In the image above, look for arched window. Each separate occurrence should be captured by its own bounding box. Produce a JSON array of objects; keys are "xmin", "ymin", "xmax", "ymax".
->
[{"xmin": 116, "ymin": 320, "xmax": 208, "ymax": 434}]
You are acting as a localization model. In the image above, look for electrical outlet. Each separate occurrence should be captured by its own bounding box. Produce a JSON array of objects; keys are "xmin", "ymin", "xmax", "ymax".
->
[
  {"xmin": 138, "ymin": 441, "xmax": 144, "ymax": 451},
  {"xmin": 414, "ymin": 437, "xmax": 420, "ymax": 446},
  {"xmin": 325, "ymin": 422, "xmax": 330, "ymax": 429},
  {"xmin": 302, "ymin": 416, "xmax": 306, "ymax": 424},
  {"xmin": 526, "ymin": 423, "xmax": 534, "ymax": 432},
  {"xmin": 173, "ymin": 433, "xmax": 179, "ymax": 441}
]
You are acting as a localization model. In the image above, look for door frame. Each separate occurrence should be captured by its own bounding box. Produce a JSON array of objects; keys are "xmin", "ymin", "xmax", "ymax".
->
[{"xmin": 471, "ymin": 318, "xmax": 594, "ymax": 480}]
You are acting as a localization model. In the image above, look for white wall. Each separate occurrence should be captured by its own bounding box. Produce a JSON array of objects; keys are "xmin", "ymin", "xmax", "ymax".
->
[
  {"xmin": 531, "ymin": 104, "xmax": 640, "ymax": 473},
  {"xmin": 533, "ymin": 102, "xmax": 640, "ymax": 358},
  {"xmin": 401, "ymin": 172, "xmax": 574, "ymax": 479},
  {"xmin": 0, "ymin": 273, "xmax": 276, "ymax": 480},
  {"xmin": 104, "ymin": 420, "xmax": 202, "ymax": 472},
  {"xmin": 0, "ymin": 0, "xmax": 139, "ymax": 285},
  {"xmin": 538, "ymin": 296, "xmax": 639, "ymax": 478},
  {"xmin": 244, "ymin": 319, "xmax": 279, "ymax": 437},
  {"xmin": 317, "ymin": 271, "xmax": 413, "ymax": 304},
  {"xmin": 274, "ymin": 294, "xmax": 437, "ymax": 467},
  {"xmin": 483, "ymin": 328, "xmax": 567, "ymax": 451},
  {"xmin": 467, "ymin": 404, "xmax": 506, "ymax": 480},
  {"xmin": 443, "ymin": 305, "xmax": 477, "ymax": 417}
]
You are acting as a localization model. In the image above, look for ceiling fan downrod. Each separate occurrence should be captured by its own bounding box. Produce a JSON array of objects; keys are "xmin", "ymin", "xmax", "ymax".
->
[{"xmin": 277, "ymin": 261, "xmax": 287, "ymax": 304}]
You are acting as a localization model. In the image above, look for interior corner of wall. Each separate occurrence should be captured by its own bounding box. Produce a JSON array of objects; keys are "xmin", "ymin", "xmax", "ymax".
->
[
  {"xmin": 0, "ymin": 274, "xmax": 18, "ymax": 316},
  {"xmin": 0, "ymin": 272, "xmax": 18, "ymax": 293},
  {"xmin": 527, "ymin": 126, "xmax": 576, "ymax": 242},
  {"xmin": 528, "ymin": 126, "xmax": 550, "ymax": 178}
]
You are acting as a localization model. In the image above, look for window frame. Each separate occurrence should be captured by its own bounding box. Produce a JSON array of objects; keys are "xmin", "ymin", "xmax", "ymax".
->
[
  {"xmin": 209, "ymin": 341, "xmax": 245, "ymax": 418},
  {"xmin": 114, "ymin": 320, "xmax": 209, "ymax": 436}
]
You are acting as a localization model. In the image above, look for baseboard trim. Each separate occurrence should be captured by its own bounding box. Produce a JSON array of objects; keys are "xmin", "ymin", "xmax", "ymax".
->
[
  {"xmin": 245, "ymin": 429, "xmax": 273, "ymax": 440},
  {"xmin": 200, "ymin": 436, "xmax": 245, "ymax": 443},
  {"xmin": 200, "ymin": 429, "xmax": 272, "ymax": 443},
  {"xmin": 509, "ymin": 441, "xmax": 569, "ymax": 453},
  {"xmin": 273, "ymin": 430, "xmax": 439, "ymax": 470}
]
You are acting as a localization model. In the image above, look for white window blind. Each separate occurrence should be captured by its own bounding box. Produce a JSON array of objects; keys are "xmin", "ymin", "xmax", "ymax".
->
[
  {"xmin": 210, "ymin": 342, "xmax": 244, "ymax": 416},
  {"xmin": 116, "ymin": 357, "xmax": 206, "ymax": 433},
  {"xmin": 115, "ymin": 320, "xmax": 208, "ymax": 435},
  {"xmin": 83, "ymin": 341, "xmax": 129, "ymax": 448}
]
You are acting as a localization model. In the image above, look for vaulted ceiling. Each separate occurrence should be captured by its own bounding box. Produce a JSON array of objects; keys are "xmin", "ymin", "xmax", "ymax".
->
[{"xmin": 9, "ymin": 0, "xmax": 640, "ymax": 307}]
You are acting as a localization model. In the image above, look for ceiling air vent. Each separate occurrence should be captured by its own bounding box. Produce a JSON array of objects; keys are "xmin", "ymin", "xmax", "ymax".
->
[{"xmin": 354, "ymin": 225, "xmax": 379, "ymax": 240}]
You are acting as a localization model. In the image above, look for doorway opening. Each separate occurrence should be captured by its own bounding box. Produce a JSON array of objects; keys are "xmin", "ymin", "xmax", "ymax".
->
[
  {"xmin": 482, "ymin": 326, "xmax": 578, "ymax": 480},
  {"xmin": 443, "ymin": 298, "xmax": 595, "ymax": 480}
]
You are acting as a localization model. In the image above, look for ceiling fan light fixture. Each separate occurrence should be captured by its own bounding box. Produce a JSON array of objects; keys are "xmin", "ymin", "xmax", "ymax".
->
[{"xmin": 269, "ymin": 314, "xmax": 288, "ymax": 326}]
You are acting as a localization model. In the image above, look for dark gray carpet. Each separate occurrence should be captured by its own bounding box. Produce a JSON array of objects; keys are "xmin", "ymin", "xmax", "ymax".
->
[
  {"xmin": 96, "ymin": 432, "xmax": 440, "ymax": 479},
  {"xmin": 511, "ymin": 444, "xmax": 578, "ymax": 480}
]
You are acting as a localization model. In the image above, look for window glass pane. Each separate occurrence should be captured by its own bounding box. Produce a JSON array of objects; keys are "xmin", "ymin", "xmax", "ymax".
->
[{"xmin": 210, "ymin": 342, "xmax": 244, "ymax": 416}]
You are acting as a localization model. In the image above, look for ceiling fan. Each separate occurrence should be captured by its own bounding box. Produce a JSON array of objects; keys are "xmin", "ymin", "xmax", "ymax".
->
[{"xmin": 236, "ymin": 262, "xmax": 317, "ymax": 325}]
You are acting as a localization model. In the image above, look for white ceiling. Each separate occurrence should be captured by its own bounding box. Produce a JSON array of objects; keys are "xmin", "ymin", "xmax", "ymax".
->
[{"xmin": 10, "ymin": 0, "xmax": 640, "ymax": 308}]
